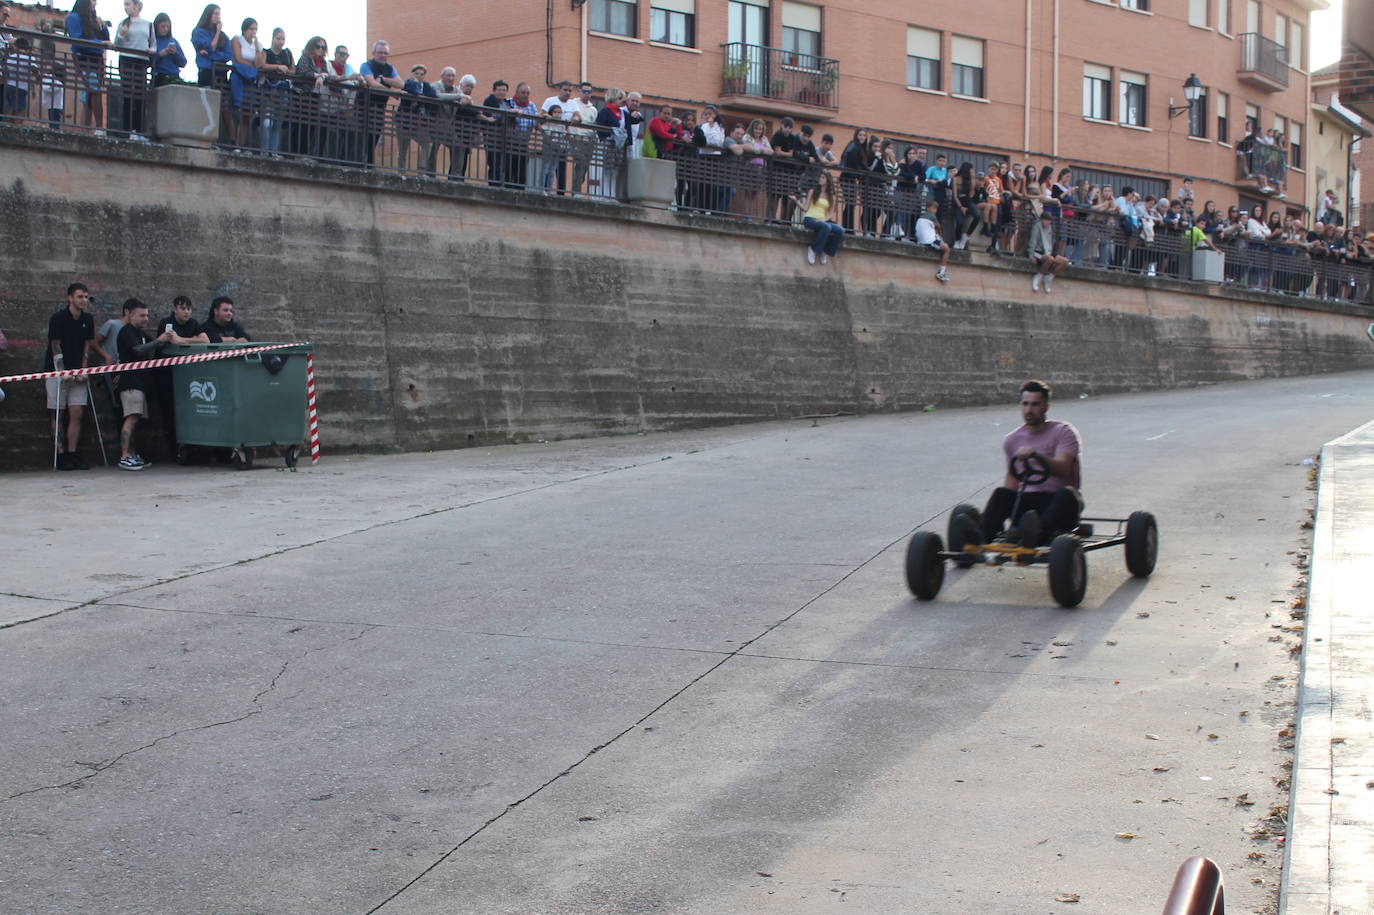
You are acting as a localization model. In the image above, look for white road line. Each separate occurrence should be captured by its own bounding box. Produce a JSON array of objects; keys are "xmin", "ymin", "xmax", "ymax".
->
[{"xmin": 1146, "ymin": 430, "xmax": 1175, "ymax": 441}]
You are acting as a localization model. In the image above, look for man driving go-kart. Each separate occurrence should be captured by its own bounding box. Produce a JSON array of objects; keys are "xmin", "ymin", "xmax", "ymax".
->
[
  {"xmin": 970, "ymin": 379, "xmax": 1082, "ymax": 548},
  {"xmin": 907, "ymin": 379, "xmax": 1156, "ymax": 608}
]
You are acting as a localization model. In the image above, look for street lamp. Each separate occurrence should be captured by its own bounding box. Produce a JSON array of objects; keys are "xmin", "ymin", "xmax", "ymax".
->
[{"xmin": 1168, "ymin": 74, "xmax": 1205, "ymax": 118}]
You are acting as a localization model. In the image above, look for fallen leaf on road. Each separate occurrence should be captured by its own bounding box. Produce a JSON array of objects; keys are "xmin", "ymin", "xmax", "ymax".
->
[
  {"xmin": 1137, "ymin": 612, "xmax": 1151, "ymax": 618},
  {"xmin": 1105, "ymin": 640, "xmax": 1118, "ymax": 646},
  {"xmin": 1208, "ymin": 733, "xmax": 1220, "ymax": 740},
  {"xmin": 1115, "ymin": 832, "xmax": 1138, "ymax": 839},
  {"xmin": 1055, "ymin": 893, "xmax": 1081, "ymax": 903},
  {"xmin": 1247, "ymin": 851, "xmax": 1265, "ymax": 860},
  {"xmin": 1235, "ymin": 793, "xmax": 1255, "ymax": 806},
  {"xmin": 1239, "ymin": 710, "xmax": 1250, "ymax": 717},
  {"xmin": 1153, "ymin": 766, "xmax": 1171, "ymax": 772},
  {"xmin": 1145, "ymin": 734, "xmax": 1161, "ymax": 741}
]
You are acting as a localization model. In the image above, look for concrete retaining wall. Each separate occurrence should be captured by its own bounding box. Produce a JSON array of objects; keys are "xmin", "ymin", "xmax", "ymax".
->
[{"xmin": 1, "ymin": 127, "xmax": 1371, "ymax": 468}]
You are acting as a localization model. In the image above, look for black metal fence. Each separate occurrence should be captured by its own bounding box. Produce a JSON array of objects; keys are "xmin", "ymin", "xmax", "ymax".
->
[{"xmin": 2, "ymin": 28, "xmax": 1368, "ymax": 304}]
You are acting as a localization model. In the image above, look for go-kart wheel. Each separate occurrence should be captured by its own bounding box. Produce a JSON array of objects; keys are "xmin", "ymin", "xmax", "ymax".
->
[
  {"xmin": 1124, "ymin": 511, "xmax": 1158, "ymax": 578},
  {"xmin": 231, "ymin": 447, "xmax": 254, "ymax": 471},
  {"xmin": 1048, "ymin": 534, "xmax": 1087, "ymax": 608},
  {"xmin": 947, "ymin": 504, "xmax": 982, "ymax": 568},
  {"xmin": 905, "ymin": 531, "xmax": 946, "ymax": 601},
  {"xmin": 1010, "ymin": 453, "xmax": 1051, "ymax": 486}
]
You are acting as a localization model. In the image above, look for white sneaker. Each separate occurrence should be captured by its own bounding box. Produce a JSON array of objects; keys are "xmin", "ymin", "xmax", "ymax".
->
[
  {"xmin": 130, "ymin": 132, "xmax": 150, "ymax": 142},
  {"xmin": 820, "ymin": 254, "xmax": 829, "ymax": 265},
  {"xmin": 93, "ymin": 128, "xmax": 107, "ymax": 137},
  {"xmin": 118, "ymin": 455, "xmax": 145, "ymax": 471},
  {"xmin": 1043, "ymin": 275, "xmax": 1054, "ymax": 292},
  {"xmin": 1146, "ymin": 263, "xmax": 1156, "ymax": 276},
  {"xmin": 936, "ymin": 268, "xmax": 950, "ymax": 283},
  {"xmin": 1032, "ymin": 273, "xmax": 1042, "ymax": 291},
  {"xmin": 806, "ymin": 248, "xmax": 816, "ymax": 265}
]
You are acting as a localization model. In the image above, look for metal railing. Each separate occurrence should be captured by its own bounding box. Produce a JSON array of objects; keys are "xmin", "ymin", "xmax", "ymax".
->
[
  {"xmin": 1237, "ymin": 140, "xmax": 1288, "ymax": 188},
  {"xmin": 0, "ymin": 27, "xmax": 155, "ymax": 137},
  {"xmin": 1162, "ymin": 856, "xmax": 1225, "ymax": 915},
  {"xmin": 1238, "ymin": 33, "xmax": 1290, "ymax": 88},
  {"xmin": 720, "ymin": 42, "xmax": 840, "ymax": 110}
]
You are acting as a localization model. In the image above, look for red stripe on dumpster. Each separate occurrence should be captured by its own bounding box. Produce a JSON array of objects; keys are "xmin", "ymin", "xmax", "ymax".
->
[{"xmin": 306, "ymin": 354, "xmax": 320, "ymax": 464}]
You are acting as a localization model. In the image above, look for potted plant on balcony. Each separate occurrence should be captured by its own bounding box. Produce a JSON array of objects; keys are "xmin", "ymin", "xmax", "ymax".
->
[
  {"xmin": 798, "ymin": 65, "xmax": 838, "ymax": 107},
  {"xmin": 721, "ymin": 61, "xmax": 751, "ymax": 94}
]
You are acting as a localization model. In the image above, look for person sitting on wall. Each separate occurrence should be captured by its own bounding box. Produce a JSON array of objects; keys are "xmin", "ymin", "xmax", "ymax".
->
[
  {"xmin": 913, "ymin": 198, "xmax": 951, "ymax": 284},
  {"xmin": 1028, "ymin": 210, "xmax": 1069, "ymax": 292},
  {"xmin": 203, "ymin": 296, "xmax": 250, "ymax": 343}
]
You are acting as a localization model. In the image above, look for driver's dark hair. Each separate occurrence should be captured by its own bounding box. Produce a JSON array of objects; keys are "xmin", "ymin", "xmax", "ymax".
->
[{"xmin": 1021, "ymin": 379, "xmax": 1052, "ymax": 401}]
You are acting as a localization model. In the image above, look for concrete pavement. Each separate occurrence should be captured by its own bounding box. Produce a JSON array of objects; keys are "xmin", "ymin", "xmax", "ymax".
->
[
  {"xmin": 1281, "ymin": 419, "xmax": 1374, "ymax": 915},
  {"xmin": 2, "ymin": 373, "xmax": 1373, "ymax": 913}
]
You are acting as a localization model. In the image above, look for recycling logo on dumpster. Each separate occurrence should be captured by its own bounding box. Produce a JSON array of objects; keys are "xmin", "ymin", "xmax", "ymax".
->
[{"xmin": 189, "ymin": 379, "xmax": 220, "ymax": 415}]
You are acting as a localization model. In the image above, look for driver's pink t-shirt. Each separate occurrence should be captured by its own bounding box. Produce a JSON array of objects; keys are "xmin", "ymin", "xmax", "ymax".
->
[{"xmin": 1003, "ymin": 420, "xmax": 1082, "ymax": 493}]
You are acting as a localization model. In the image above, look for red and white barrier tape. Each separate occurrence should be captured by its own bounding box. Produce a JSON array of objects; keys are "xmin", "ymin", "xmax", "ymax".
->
[
  {"xmin": 0, "ymin": 342, "xmax": 304, "ymax": 384},
  {"xmin": 306, "ymin": 353, "xmax": 321, "ymax": 464}
]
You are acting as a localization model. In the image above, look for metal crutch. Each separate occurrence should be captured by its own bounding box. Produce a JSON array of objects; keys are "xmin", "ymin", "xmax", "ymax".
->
[
  {"xmin": 51, "ymin": 373, "xmax": 62, "ymax": 471},
  {"xmin": 87, "ymin": 380, "xmax": 110, "ymax": 468}
]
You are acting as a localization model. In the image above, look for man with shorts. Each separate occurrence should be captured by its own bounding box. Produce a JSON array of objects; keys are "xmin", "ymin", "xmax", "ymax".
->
[
  {"xmin": 974, "ymin": 379, "xmax": 1082, "ymax": 546},
  {"xmin": 115, "ymin": 298, "xmax": 172, "ymax": 471},
  {"xmin": 45, "ymin": 282, "xmax": 102, "ymax": 470},
  {"xmin": 914, "ymin": 199, "xmax": 951, "ymax": 283},
  {"xmin": 1028, "ymin": 211, "xmax": 1069, "ymax": 292}
]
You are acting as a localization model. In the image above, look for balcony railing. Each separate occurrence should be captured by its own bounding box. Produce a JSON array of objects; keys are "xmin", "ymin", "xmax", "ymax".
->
[
  {"xmin": 719, "ymin": 42, "xmax": 840, "ymax": 111},
  {"xmin": 1238, "ymin": 33, "xmax": 1290, "ymax": 89}
]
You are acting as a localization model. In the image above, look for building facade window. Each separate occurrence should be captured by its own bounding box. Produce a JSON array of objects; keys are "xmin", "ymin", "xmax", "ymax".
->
[
  {"xmin": 951, "ymin": 35, "xmax": 984, "ymax": 98},
  {"xmin": 1083, "ymin": 63, "xmax": 1111, "ymax": 120},
  {"xmin": 1121, "ymin": 0, "xmax": 1150, "ymax": 10},
  {"xmin": 906, "ymin": 27, "xmax": 941, "ymax": 91},
  {"xmin": 1217, "ymin": 0, "xmax": 1230, "ymax": 33},
  {"xmin": 1216, "ymin": 90, "xmax": 1229, "ymax": 143},
  {"xmin": 1274, "ymin": 14, "xmax": 1290, "ymax": 65},
  {"xmin": 591, "ymin": 0, "xmax": 638, "ymax": 37},
  {"xmin": 1119, "ymin": 71, "xmax": 1147, "ymax": 126},
  {"xmin": 1289, "ymin": 121, "xmax": 1302, "ymax": 168},
  {"xmin": 1289, "ymin": 21, "xmax": 1303, "ymax": 69},
  {"xmin": 1188, "ymin": 93, "xmax": 1208, "ymax": 138},
  {"xmin": 1188, "ymin": 0, "xmax": 1208, "ymax": 28},
  {"xmin": 650, "ymin": 0, "xmax": 695, "ymax": 46},
  {"xmin": 781, "ymin": 2, "xmax": 822, "ymax": 66}
]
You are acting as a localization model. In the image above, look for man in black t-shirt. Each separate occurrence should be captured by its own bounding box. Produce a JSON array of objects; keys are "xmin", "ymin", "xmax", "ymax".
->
[
  {"xmin": 45, "ymin": 282, "xmax": 102, "ymax": 470},
  {"xmin": 115, "ymin": 298, "xmax": 171, "ymax": 471},
  {"xmin": 159, "ymin": 295, "xmax": 210, "ymax": 343},
  {"xmin": 203, "ymin": 296, "xmax": 251, "ymax": 343},
  {"xmin": 769, "ymin": 116, "xmax": 803, "ymax": 222}
]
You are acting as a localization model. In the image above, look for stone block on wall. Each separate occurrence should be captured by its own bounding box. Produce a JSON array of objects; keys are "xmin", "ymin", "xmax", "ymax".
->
[{"xmin": 152, "ymin": 85, "xmax": 221, "ymax": 148}]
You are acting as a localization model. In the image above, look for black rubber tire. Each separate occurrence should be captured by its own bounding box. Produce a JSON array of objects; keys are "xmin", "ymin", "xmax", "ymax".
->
[
  {"xmin": 1124, "ymin": 510, "xmax": 1158, "ymax": 578},
  {"xmin": 175, "ymin": 445, "xmax": 192, "ymax": 467},
  {"xmin": 905, "ymin": 531, "xmax": 946, "ymax": 601},
  {"xmin": 231, "ymin": 447, "xmax": 253, "ymax": 471},
  {"xmin": 285, "ymin": 445, "xmax": 300, "ymax": 469},
  {"xmin": 1048, "ymin": 534, "xmax": 1087, "ymax": 608},
  {"xmin": 947, "ymin": 504, "xmax": 982, "ymax": 568}
]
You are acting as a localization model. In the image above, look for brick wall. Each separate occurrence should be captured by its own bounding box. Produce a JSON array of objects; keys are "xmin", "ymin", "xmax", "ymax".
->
[{"xmin": 1340, "ymin": 46, "xmax": 1374, "ymax": 114}]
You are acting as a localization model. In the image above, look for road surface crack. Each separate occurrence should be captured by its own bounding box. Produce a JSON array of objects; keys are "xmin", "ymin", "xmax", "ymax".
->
[{"xmin": 1, "ymin": 625, "xmax": 377, "ymax": 804}]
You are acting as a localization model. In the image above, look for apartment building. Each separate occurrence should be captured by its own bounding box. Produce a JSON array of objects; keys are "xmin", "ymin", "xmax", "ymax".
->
[{"xmin": 371, "ymin": 0, "xmax": 1327, "ymax": 209}]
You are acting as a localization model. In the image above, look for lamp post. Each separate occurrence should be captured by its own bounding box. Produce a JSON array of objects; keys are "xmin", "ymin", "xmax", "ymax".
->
[{"xmin": 1168, "ymin": 74, "xmax": 1206, "ymax": 119}]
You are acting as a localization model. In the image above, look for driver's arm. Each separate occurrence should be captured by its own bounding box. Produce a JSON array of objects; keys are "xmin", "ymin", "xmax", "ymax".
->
[{"xmin": 1013, "ymin": 445, "xmax": 1077, "ymax": 482}]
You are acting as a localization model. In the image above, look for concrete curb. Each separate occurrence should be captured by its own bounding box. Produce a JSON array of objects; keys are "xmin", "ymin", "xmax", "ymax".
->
[{"xmin": 1280, "ymin": 418, "xmax": 1374, "ymax": 915}]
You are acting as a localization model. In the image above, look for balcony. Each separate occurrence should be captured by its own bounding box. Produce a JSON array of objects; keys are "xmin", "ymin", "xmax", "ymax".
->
[
  {"xmin": 719, "ymin": 43, "xmax": 840, "ymax": 118},
  {"xmin": 1237, "ymin": 33, "xmax": 1290, "ymax": 91}
]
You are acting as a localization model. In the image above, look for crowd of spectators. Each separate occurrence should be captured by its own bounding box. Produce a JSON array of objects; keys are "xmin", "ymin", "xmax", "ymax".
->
[{"xmin": 1, "ymin": 0, "xmax": 1371, "ymax": 300}]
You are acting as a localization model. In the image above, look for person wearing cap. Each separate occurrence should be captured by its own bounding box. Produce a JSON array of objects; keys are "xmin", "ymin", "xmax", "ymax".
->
[
  {"xmin": 1028, "ymin": 210, "xmax": 1068, "ymax": 292},
  {"xmin": 398, "ymin": 62, "xmax": 438, "ymax": 173}
]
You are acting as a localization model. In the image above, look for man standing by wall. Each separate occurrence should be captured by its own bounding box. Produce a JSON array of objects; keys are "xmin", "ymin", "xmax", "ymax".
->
[
  {"xmin": 203, "ymin": 297, "xmax": 250, "ymax": 343},
  {"xmin": 115, "ymin": 298, "xmax": 171, "ymax": 471},
  {"xmin": 46, "ymin": 282, "xmax": 101, "ymax": 470}
]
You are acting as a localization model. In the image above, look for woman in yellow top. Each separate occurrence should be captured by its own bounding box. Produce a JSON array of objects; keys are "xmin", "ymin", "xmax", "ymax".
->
[{"xmin": 801, "ymin": 171, "xmax": 844, "ymax": 265}]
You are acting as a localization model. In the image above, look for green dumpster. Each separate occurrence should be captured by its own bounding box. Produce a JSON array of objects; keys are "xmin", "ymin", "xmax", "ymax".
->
[{"xmin": 169, "ymin": 342, "xmax": 313, "ymax": 469}]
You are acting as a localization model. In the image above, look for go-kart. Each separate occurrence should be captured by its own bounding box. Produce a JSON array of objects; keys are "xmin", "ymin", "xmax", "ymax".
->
[{"xmin": 905, "ymin": 454, "xmax": 1157, "ymax": 608}]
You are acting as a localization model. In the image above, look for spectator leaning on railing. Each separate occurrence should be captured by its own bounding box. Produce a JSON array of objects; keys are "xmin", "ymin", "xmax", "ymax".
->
[
  {"xmin": 67, "ymin": 0, "xmax": 111, "ymax": 136},
  {"xmin": 151, "ymin": 13, "xmax": 186, "ymax": 89},
  {"xmin": 114, "ymin": 0, "xmax": 154, "ymax": 140}
]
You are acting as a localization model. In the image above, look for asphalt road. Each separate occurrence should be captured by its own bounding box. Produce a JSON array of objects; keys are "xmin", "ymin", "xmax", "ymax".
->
[{"xmin": 3, "ymin": 372, "xmax": 1372, "ymax": 914}]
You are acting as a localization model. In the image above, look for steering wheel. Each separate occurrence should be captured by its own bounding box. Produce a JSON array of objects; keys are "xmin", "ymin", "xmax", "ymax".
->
[{"xmin": 1010, "ymin": 452, "xmax": 1051, "ymax": 486}]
